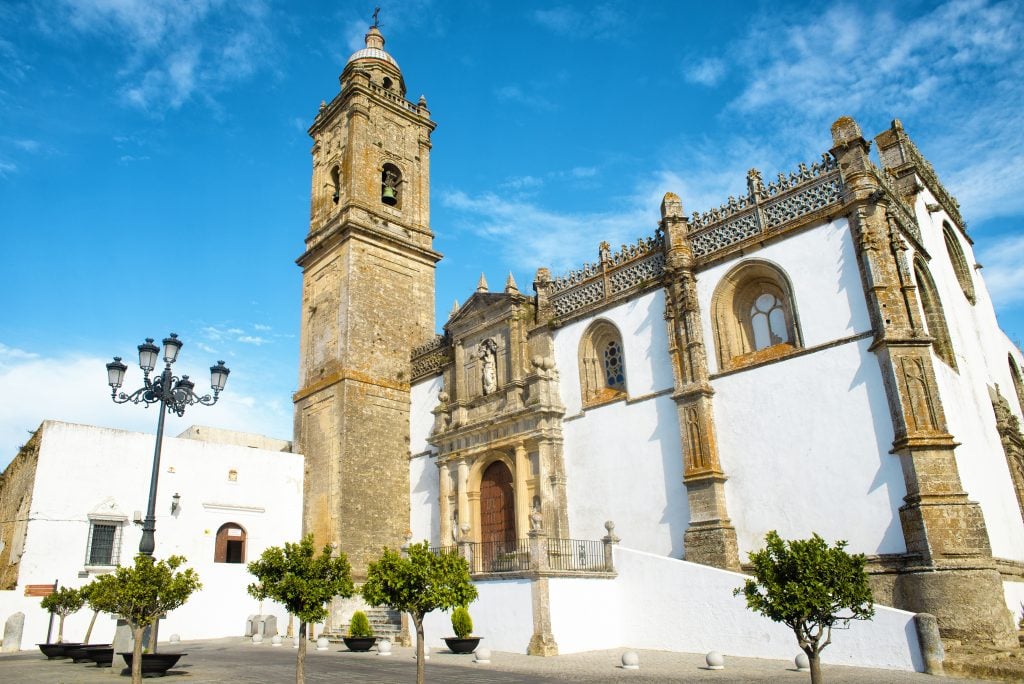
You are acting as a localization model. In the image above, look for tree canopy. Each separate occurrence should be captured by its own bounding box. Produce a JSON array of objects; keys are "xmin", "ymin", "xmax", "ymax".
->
[
  {"xmin": 247, "ymin": 534, "xmax": 354, "ymax": 684},
  {"xmin": 88, "ymin": 554, "xmax": 201, "ymax": 684},
  {"xmin": 246, "ymin": 534, "xmax": 354, "ymax": 624},
  {"xmin": 362, "ymin": 542, "xmax": 477, "ymax": 622},
  {"xmin": 735, "ymin": 531, "xmax": 874, "ymax": 684},
  {"xmin": 40, "ymin": 586, "xmax": 84, "ymax": 643}
]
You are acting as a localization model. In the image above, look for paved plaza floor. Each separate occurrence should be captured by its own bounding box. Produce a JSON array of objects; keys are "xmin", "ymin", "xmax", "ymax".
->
[{"xmin": 0, "ymin": 638, "xmax": 990, "ymax": 683}]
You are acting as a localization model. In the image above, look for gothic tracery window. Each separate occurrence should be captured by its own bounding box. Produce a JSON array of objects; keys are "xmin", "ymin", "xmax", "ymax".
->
[
  {"xmin": 579, "ymin": 320, "xmax": 627, "ymax": 407},
  {"xmin": 914, "ymin": 257, "xmax": 957, "ymax": 370},
  {"xmin": 711, "ymin": 261, "xmax": 801, "ymax": 371},
  {"xmin": 942, "ymin": 222, "xmax": 975, "ymax": 304}
]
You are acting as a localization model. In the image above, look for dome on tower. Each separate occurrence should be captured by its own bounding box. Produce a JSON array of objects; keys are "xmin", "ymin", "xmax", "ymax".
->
[{"xmin": 346, "ymin": 26, "xmax": 400, "ymax": 69}]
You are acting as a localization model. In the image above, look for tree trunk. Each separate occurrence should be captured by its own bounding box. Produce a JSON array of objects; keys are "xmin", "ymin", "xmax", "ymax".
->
[
  {"xmin": 84, "ymin": 609, "xmax": 99, "ymax": 644},
  {"xmin": 808, "ymin": 650, "xmax": 822, "ymax": 684},
  {"xmin": 414, "ymin": 614, "xmax": 425, "ymax": 684},
  {"xmin": 296, "ymin": 620, "xmax": 307, "ymax": 684},
  {"xmin": 56, "ymin": 614, "xmax": 65, "ymax": 643},
  {"xmin": 131, "ymin": 625, "xmax": 145, "ymax": 684}
]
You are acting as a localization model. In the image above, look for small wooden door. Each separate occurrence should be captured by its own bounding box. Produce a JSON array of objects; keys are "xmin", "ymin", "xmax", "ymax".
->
[{"xmin": 480, "ymin": 461, "xmax": 516, "ymax": 569}]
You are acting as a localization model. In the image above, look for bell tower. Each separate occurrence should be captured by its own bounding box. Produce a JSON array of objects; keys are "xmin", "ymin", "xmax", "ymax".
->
[{"xmin": 294, "ymin": 23, "xmax": 440, "ymax": 576}]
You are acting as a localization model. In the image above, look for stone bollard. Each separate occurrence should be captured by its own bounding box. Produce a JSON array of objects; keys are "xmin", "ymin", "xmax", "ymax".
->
[
  {"xmin": 795, "ymin": 653, "xmax": 809, "ymax": 672},
  {"xmin": 474, "ymin": 646, "xmax": 492, "ymax": 664},
  {"xmin": 705, "ymin": 651, "xmax": 724, "ymax": 670},
  {"xmin": 315, "ymin": 636, "xmax": 329, "ymax": 651},
  {"xmin": 271, "ymin": 635, "xmax": 283, "ymax": 646},
  {"xmin": 2, "ymin": 612, "xmax": 25, "ymax": 653},
  {"xmin": 377, "ymin": 638, "xmax": 392, "ymax": 656},
  {"xmin": 621, "ymin": 650, "xmax": 639, "ymax": 670},
  {"xmin": 914, "ymin": 613, "xmax": 945, "ymax": 676}
]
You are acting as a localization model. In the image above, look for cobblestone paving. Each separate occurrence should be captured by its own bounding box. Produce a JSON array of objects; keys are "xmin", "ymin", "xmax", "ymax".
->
[{"xmin": 0, "ymin": 638, "xmax": 990, "ymax": 683}]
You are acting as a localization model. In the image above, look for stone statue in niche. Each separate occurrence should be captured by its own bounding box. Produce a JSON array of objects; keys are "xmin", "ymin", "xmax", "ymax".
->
[{"xmin": 478, "ymin": 338, "xmax": 498, "ymax": 395}]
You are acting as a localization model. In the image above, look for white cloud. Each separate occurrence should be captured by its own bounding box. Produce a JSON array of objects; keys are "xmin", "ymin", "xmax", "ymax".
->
[
  {"xmin": 0, "ymin": 347, "xmax": 292, "ymax": 470},
  {"xmin": 0, "ymin": 159, "xmax": 16, "ymax": 176},
  {"xmin": 531, "ymin": 4, "xmax": 625, "ymax": 40},
  {"xmin": 685, "ymin": 57, "xmax": 725, "ymax": 87},
  {"xmin": 236, "ymin": 336, "xmax": 267, "ymax": 345},
  {"xmin": 977, "ymin": 234, "xmax": 1024, "ymax": 309},
  {"xmin": 53, "ymin": 0, "xmax": 276, "ymax": 113},
  {"xmin": 494, "ymin": 84, "xmax": 555, "ymax": 111}
]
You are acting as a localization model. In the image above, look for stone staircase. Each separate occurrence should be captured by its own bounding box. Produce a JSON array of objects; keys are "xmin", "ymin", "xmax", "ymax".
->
[
  {"xmin": 322, "ymin": 607, "xmax": 403, "ymax": 643},
  {"xmin": 942, "ymin": 634, "xmax": 1024, "ymax": 682}
]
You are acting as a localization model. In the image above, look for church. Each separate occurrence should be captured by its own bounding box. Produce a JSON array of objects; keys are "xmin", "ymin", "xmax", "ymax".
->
[
  {"xmin": 1, "ymin": 19, "xmax": 1022, "ymax": 671},
  {"xmin": 294, "ymin": 22, "xmax": 1024, "ymax": 662}
]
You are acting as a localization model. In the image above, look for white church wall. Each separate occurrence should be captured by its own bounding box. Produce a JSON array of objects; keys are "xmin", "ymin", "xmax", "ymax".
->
[
  {"xmin": 908, "ymin": 190, "xmax": 1024, "ymax": 562},
  {"xmin": 5, "ymin": 420, "xmax": 303, "ymax": 646},
  {"xmin": 713, "ymin": 338, "xmax": 907, "ymax": 558},
  {"xmin": 418, "ymin": 578, "xmax": 534, "ymax": 653},
  {"xmin": 409, "ymin": 375, "xmax": 442, "ymax": 547},
  {"xmin": 604, "ymin": 547, "xmax": 923, "ymax": 671},
  {"xmin": 554, "ymin": 291, "xmax": 688, "ymax": 555},
  {"xmin": 548, "ymin": 576, "xmax": 622, "ymax": 653},
  {"xmin": 697, "ymin": 217, "xmax": 869, "ymax": 375}
]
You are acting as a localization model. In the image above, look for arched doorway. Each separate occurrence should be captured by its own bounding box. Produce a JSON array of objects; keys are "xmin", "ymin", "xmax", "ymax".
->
[
  {"xmin": 480, "ymin": 461, "xmax": 516, "ymax": 569},
  {"xmin": 214, "ymin": 523, "xmax": 247, "ymax": 563}
]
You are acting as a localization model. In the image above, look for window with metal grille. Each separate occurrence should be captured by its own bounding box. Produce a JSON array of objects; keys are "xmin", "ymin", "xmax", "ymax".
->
[{"xmin": 85, "ymin": 521, "xmax": 122, "ymax": 566}]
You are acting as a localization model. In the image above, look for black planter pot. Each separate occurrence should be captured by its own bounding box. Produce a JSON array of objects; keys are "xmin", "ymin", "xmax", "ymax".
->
[
  {"xmin": 119, "ymin": 651, "xmax": 186, "ymax": 676},
  {"xmin": 37, "ymin": 642, "xmax": 83, "ymax": 659},
  {"xmin": 342, "ymin": 636, "xmax": 376, "ymax": 652},
  {"xmin": 85, "ymin": 646, "xmax": 115, "ymax": 666},
  {"xmin": 443, "ymin": 637, "xmax": 481, "ymax": 654},
  {"xmin": 65, "ymin": 645, "xmax": 102, "ymax": 663}
]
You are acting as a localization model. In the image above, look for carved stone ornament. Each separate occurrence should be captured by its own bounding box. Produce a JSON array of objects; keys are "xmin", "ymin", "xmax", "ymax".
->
[{"xmin": 478, "ymin": 338, "xmax": 498, "ymax": 395}]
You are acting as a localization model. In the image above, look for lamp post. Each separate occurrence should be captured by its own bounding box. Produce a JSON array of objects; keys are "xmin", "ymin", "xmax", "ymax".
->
[{"xmin": 105, "ymin": 334, "xmax": 230, "ymax": 556}]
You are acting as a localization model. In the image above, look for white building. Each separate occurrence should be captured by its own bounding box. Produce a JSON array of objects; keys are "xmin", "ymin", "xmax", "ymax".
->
[{"xmin": 0, "ymin": 420, "xmax": 302, "ymax": 646}]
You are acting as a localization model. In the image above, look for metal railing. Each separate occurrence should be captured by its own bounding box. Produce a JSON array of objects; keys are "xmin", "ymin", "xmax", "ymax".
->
[{"xmin": 547, "ymin": 538, "xmax": 608, "ymax": 572}]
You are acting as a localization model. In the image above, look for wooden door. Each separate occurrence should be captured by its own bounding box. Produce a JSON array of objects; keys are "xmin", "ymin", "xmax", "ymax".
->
[{"xmin": 479, "ymin": 461, "xmax": 516, "ymax": 569}]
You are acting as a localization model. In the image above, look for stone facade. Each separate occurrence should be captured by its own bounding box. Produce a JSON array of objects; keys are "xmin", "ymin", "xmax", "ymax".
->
[
  {"xmin": 294, "ymin": 26, "xmax": 440, "ymax": 578},
  {"xmin": 300, "ymin": 26, "xmax": 1023, "ymax": 651},
  {"xmin": 0, "ymin": 430, "xmax": 40, "ymax": 590}
]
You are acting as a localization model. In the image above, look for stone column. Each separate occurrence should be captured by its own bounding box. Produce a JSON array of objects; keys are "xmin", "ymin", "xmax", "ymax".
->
[
  {"xmin": 831, "ymin": 115, "xmax": 1016, "ymax": 648},
  {"xmin": 526, "ymin": 526, "xmax": 558, "ymax": 656},
  {"xmin": 514, "ymin": 443, "xmax": 531, "ymax": 538},
  {"xmin": 456, "ymin": 459, "xmax": 470, "ymax": 537},
  {"xmin": 660, "ymin": 191, "xmax": 740, "ymax": 571},
  {"xmin": 438, "ymin": 460, "xmax": 452, "ymax": 546}
]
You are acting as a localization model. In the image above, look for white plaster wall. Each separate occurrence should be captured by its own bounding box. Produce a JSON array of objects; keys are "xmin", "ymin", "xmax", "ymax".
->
[
  {"xmin": 554, "ymin": 291, "xmax": 687, "ymax": 555},
  {"xmin": 714, "ymin": 338, "xmax": 906, "ymax": 558},
  {"xmin": 1004, "ymin": 580, "xmax": 1024, "ymax": 623},
  {"xmin": 419, "ymin": 578, "xmax": 533, "ymax": 653},
  {"xmin": 6, "ymin": 420, "xmax": 303, "ymax": 647},
  {"xmin": 608, "ymin": 547, "xmax": 923, "ymax": 671},
  {"xmin": 697, "ymin": 217, "xmax": 869, "ymax": 375},
  {"xmin": 555, "ymin": 290, "xmax": 673, "ymax": 417},
  {"xmin": 409, "ymin": 376, "xmax": 442, "ymax": 547},
  {"xmin": 548, "ymin": 576, "xmax": 621, "ymax": 653},
  {"xmin": 908, "ymin": 189, "xmax": 1024, "ymax": 561}
]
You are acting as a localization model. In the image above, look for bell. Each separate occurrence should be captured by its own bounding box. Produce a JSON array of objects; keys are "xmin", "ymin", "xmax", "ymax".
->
[{"xmin": 381, "ymin": 185, "xmax": 398, "ymax": 205}]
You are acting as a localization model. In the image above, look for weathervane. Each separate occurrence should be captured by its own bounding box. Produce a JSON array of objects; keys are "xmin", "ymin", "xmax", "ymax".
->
[{"xmin": 372, "ymin": 7, "xmax": 381, "ymax": 28}]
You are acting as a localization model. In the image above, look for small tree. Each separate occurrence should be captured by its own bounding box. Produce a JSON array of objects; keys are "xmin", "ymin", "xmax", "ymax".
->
[
  {"xmin": 451, "ymin": 605, "xmax": 473, "ymax": 639},
  {"xmin": 88, "ymin": 555, "xmax": 201, "ymax": 684},
  {"xmin": 40, "ymin": 586, "xmax": 84, "ymax": 644},
  {"xmin": 79, "ymin": 582, "xmax": 103, "ymax": 644},
  {"xmin": 735, "ymin": 531, "xmax": 875, "ymax": 684},
  {"xmin": 247, "ymin": 535, "xmax": 354, "ymax": 684},
  {"xmin": 362, "ymin": 542, "xmax": 478, "ymax": 684},
  {"xmin": 348, "ymin": 610, "xmax": 372, "ymax": 637}
]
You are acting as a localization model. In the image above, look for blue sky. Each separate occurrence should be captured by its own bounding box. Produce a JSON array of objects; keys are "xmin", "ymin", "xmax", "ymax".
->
[{"xmin": 1, "ymin": 0, "xmax": 1022, "ymax": 468}]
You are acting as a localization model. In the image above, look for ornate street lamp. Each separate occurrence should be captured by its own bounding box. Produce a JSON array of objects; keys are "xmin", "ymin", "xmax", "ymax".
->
[{"xmin": 106, "ymin": 334, "xmax": 230, "ymax": 556}]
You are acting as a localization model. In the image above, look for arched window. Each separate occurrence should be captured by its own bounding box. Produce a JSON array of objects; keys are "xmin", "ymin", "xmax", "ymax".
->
[
  {"xmin": 1010, "ymin": 355, "xmax": 1024, "ymax": 415},
  {"xmin": 214, "ymin": 523, "xmax": 246, "ymax": 564},
  {"xmin": 381, "ymin": 163, "xmax": 402, "ymax": 207},
  {"xmin": 711, "ymin": 260, "xmax": 801, "ymax": 371},
  {"xmin": 579, "ymin": 320, "xmax": 627, "ymax": 407},
  {"xmin": 330, "ymin": 166, "xmax": 341, "ymax": 205},
  {"xmin": 942, "ymin": 222, "xmax": 975, "ymax": 304},
  {"xmin": 913, "ymin": 257, "xmax": 956, "ymax": 369}
]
